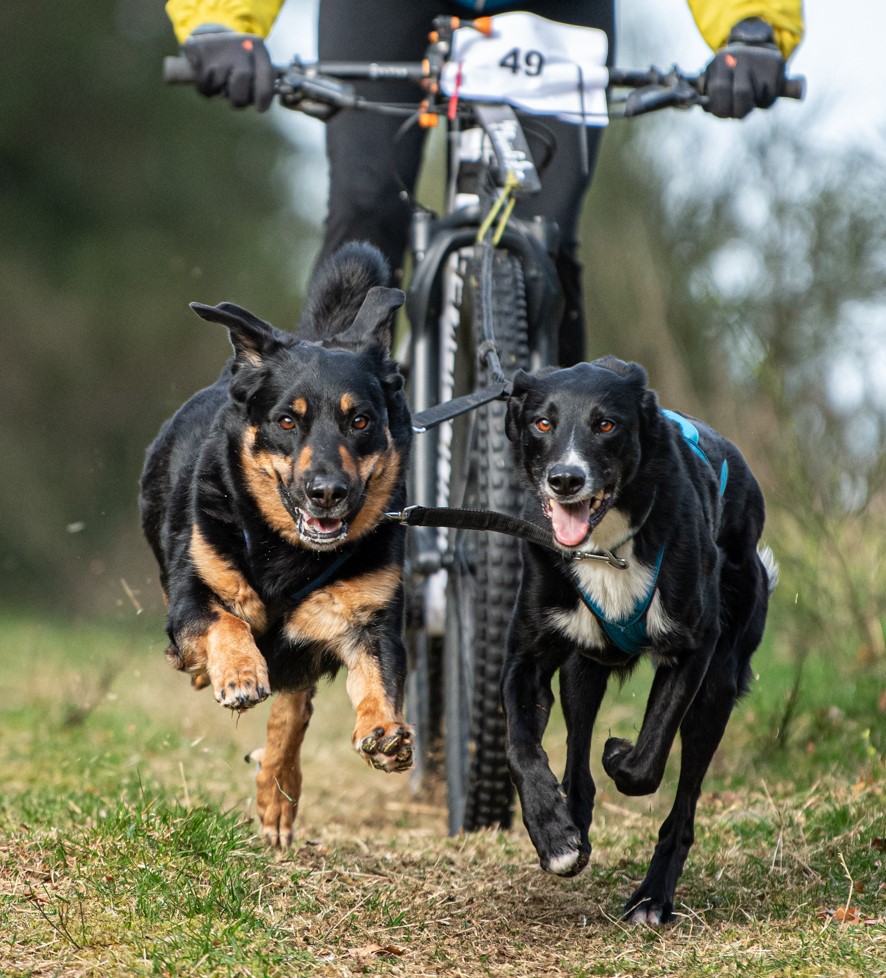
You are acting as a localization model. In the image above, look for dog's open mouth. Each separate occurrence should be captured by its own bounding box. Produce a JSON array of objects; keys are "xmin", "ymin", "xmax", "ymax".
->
[
  {"xmin": 297, "ymin": 509, "xmax": 349, "ymax": 547},
  {"xmin": 543, "ymin": 489, "xmax": 613, "ymax": 548}
]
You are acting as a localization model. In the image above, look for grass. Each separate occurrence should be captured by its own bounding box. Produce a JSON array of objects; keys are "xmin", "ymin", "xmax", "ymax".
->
[{"xmin": 1, "ymin": 610, "xmax": 884, "ymax": 977}]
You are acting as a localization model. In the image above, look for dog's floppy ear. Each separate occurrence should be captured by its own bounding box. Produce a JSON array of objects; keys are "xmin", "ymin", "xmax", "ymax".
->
[
  {"xmin": 331, "ymin": 286, "xmax": 405, "ymax": 353},
  {"xmin": 506, "ymin": 369, "xmax": 534, "ymax": 442},
  {"xmin": 594, "ymin": 355, "xmax": 648, "ymax": 390},
  {"xmin": 189, "ymin": 301, "xmax": 288, "ymax": 369},
  {"xmin": 639, "ymin": 386, "xmax": 661, "ymax": 438}
]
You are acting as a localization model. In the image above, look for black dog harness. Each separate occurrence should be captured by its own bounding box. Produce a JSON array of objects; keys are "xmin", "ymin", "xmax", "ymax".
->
[{"xmin": 242, "ymin": 527, "xmax": 355, "ymax": 607}]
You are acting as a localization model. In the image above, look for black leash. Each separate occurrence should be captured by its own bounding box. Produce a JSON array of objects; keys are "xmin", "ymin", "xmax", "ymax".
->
[
  {"xmin": 384, "ymin": 504, "xmax": 628, "ymax": 569},
  {"xmin": 410, "ymin": 383, "xmax": 510, "ymax": 433}
]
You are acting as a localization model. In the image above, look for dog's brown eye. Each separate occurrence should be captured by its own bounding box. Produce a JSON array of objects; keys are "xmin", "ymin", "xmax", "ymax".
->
[
  {"xmin": 597, "ymin": 419, "xmax": 615, "ymax": 433},
  {"xmin": 535, "ymin": 418, "xmax": 552, "ymax": 433},
  {"xmin": 352, "ymin": 415, "xmax": 369, "ymax": 431},
  {"xmin": 278, "ymin": 415, "xmax": 296, "ymax": 431}
]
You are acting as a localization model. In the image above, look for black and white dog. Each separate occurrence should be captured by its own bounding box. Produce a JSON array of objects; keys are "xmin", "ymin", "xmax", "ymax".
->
[{"xmin": 502, "ymin": 357, "xmax": 774, "ymax": 924}]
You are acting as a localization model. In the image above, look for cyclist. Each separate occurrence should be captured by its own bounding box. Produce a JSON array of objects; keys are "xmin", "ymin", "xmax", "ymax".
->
[{"xmin": 165, "ymin": 0, "xmax": 804, "ymax": 366}]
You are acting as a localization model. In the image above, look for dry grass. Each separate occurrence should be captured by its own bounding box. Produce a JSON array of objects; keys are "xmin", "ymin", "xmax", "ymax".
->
[{"xmin": 1, "ymin": 613, "xmax": 883, "ymax": 977}]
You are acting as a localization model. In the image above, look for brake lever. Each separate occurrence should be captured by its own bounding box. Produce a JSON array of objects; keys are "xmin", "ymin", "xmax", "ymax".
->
[
  {"xmin": 278, "ymin": 64, "xmax": 356, "ymax": 118},
  {"xmin": 623, "ymin": 76, "xmax": 701, "ymax": 117}
]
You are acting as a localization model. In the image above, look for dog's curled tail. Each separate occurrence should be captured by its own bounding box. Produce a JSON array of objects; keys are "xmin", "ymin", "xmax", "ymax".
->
[
  {"xmin": 299, "ymin": 242, "xmax": 392, "ymax": 340},
  {"xmin": 759, "ymin": 544, "xmax": 779, "ymax": 595}
]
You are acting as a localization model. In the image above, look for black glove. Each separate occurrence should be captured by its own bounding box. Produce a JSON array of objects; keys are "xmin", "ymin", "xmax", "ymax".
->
[
  {"xmin": 183, "ymin": 28, "xmax": 275, "ymax": 111},
  {"xmin": 703, "ymin": 18, "xmax": 785, "ymax": 119}
]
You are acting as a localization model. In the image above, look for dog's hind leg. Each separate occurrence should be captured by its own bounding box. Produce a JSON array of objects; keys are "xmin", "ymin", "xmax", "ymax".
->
[
  {"xmin": 503, "ymin": 644, "xmax": 586, "ymax": 876},
  {"xmin": 623, "ymin": 652, "xmax": 741, "ymax": 925},
  {"xmin": 253, "ymin": 687, "xmax": 316, "ymax": 848},
  {"xmin": 559, "ymin": 654, "xmax": 610, "ymax": 863}
]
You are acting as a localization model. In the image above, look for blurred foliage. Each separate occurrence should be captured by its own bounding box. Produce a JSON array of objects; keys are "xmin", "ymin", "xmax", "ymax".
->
[
  {"xmin": 581, "ymin": 109, "xmax": 886, "ymax": 676},
  {"xmin": 1, "ymin": 0, "xmax": 314, "ymax": 612},
  {"xmin": 2, "ymin": 2, "xmax": 884, "ymax": 702}
]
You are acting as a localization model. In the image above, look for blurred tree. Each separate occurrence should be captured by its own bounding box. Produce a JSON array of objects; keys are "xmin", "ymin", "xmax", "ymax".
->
[
  {"xmin": 578, "ymin": 109, "xmax": 886, "ymax": 667},
  {"xmin": 0, "ymin": 0, "xmax": 315, "ymax": 612}
]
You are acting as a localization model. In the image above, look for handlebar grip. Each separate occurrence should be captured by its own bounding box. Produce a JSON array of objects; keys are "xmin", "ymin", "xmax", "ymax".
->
[
  {"xmin": 163, "ymin": 56, "xmax": 195, "ymax": 84},
  {"xmin": 782, "ymin": 76, "xmax": 806, "ymax": 100}
]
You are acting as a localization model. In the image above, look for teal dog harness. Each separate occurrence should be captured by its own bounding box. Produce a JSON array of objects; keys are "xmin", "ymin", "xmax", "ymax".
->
[{"xmin": 576, "ymin": 410, "xmax": 728, "ymax": 656}]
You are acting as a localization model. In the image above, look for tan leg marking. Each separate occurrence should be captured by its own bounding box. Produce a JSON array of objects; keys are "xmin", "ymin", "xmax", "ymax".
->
[
  {"xmin": 285, "ymin": 566, "xmax": 401, "ymax": 646},
  {"xmin": 345, "ymin": 652, "xmax": 413, "ymax": 773},
  {"xmin": 189, "ymin": 524, "xmax": 267, "ymax": 632},
  {"xmin": 201, "ymin": 607, "xmax": 270, "ymax": 711},
  {"xmin": 283, "ymin": 564, "xmax": 411, "ymax": 771},
  {"xmin": 254, "ymin": 688, "xmax": 315, "ymax": 848}
]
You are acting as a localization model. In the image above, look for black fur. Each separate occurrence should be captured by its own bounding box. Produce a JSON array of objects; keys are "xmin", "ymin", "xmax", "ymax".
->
[
  {"xmin": 139, "ymin": 243, "xmax": 414, "ymax": 843},
  {"xmin": 501, "ymin": 358, "xmax": 773, "ymax": 923}
]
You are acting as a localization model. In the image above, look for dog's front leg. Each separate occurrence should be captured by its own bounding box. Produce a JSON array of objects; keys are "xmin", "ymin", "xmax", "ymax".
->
[
  {"xmin": 344, "ymin": 637, "xmax": 413, "ymax": 773},
  {"xmin": 558, "ymin": 653, "xmax": 610, "ymax": 855},
  {"xmin": 168, "ymin": 603, "xmax": 271, "ymax": 711},
  {"xmin": 602, "ymin": 638, "xmax": 716, "ymax": 796},
  {"xmin": 502, "ymin": 644, "xmax": 588, "ymax": 877}
]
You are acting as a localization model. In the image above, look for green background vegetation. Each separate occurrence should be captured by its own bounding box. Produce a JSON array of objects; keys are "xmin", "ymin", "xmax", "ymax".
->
[{"xmin": 1, "ymin": 2, "xmax": 884, "ymax": 975}]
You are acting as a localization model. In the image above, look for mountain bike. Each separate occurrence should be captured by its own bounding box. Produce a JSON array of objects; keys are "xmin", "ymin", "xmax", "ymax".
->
[{"xmin": 165, "ymin": 12, "xmax": 804, "ymax": 835}]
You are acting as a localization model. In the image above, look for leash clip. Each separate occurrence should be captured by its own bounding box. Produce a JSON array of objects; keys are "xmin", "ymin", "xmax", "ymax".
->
[
  {"xmin": 384, "ymin": 505, "xmax": 421, "ymax": 525},
  {"xmin": 571, "ymin": 549, "xmax": 629, "ymax": 570}
]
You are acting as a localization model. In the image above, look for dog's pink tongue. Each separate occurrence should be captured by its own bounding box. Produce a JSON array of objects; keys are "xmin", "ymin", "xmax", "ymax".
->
[{"xmin": 550, "ymin": 500, "xmax": 591, "ymax": 548}]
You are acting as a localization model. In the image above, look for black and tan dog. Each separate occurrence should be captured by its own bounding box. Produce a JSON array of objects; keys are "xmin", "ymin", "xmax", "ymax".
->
[
  {"xmin": 502, "ymin": 356, "xmax": 774, "ymax": 923},
  {"xmin": 139, "ymin": 243, "xmax": 413, "ymax": 846}
]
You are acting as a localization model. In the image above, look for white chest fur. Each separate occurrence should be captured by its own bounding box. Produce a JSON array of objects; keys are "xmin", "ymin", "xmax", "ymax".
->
[{"xmin": 546, "ymin": 509, "xmax": 673, "ymax": 652}]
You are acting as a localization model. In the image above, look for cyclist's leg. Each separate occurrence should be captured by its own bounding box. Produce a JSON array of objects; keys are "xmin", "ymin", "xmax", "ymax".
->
[
  {"xmin": 511, "ymin": 0, "xmax": 615, "ymax": 366},
  {"xmin": 316, "ymin": 0, "xmax": 444, "ymax": 282}
]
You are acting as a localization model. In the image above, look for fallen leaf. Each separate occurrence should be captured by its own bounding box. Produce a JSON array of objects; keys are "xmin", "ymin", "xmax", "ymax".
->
[
  {"xmin": 348, "ymin": 943, "xmax": 405, "ymax": 965},
  {"xmin": 834, "ymin": 907, "xmax": 861, "ymax": 923}
]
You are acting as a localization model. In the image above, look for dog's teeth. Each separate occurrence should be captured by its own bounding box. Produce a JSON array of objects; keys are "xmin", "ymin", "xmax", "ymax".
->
[{"xmin": 590, "ymin": 498, "xmax": 601, "ymax": 511}]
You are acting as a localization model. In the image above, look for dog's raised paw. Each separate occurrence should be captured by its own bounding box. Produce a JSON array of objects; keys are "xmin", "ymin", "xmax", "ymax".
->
[
  {"xmin": 356, "ymin": 724, "xmax": 414, "ymax": 772},
  {"xmin": 603, "ymin": 737, "xmax": 663, "ymax": 796},
  {"xmin": 209, "ymin": 656, "xmax": 270, "ymax": 712},
  {"xmin": 602, "ymin": 736, "xmax": 634, "ymax": 776}
]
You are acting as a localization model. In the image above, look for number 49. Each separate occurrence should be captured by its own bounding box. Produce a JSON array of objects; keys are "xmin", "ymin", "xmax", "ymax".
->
[{"xmin": 499, "ymin": 47, "xmax": 545, "ymax": 77}]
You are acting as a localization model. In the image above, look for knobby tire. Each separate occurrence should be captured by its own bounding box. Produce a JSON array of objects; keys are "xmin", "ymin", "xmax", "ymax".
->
[{"xmin": 444, "ymin": 249, "xmax": 528, "ymax": 833}]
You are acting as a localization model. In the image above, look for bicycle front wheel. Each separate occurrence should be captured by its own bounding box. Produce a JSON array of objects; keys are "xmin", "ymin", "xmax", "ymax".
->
[{"xmin": 444, "ymin": 249, "xmax": 529, "ymax": 834}]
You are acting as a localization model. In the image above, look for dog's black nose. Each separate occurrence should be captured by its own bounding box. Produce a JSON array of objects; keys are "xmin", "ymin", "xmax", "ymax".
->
[
  {"xmin": 547, "ymin": 465, "xmax": 586, "ymax": 497},
  {"xmin": 305, "ymin": 477, "xmax": 349, "ymax": 509}
]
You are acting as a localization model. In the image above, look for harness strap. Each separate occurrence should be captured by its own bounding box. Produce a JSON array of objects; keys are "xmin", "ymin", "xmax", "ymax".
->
[
  {"xmin": 661, "ymin": 409, "xmax": 729, "ymax": 497},
  {"xmin": 287, "ymin": 548, "xmax": 354, "ymax": 605},
  {"xmin": 577, "ymin": 546, "xmax": 666, "ymax": 657},
  {"xmin": 242, "ymin": 527, "xmax": 355, "ymax": 607},
  {"xmin": 411, "ymin": 383, "xmax": 510, "ymax": 433}
]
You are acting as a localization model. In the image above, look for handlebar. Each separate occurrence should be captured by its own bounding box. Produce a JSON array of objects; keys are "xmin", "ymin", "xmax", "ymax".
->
[{"xmin": 162, "ymin": 56, "xmax": 805, "ymax": 120}]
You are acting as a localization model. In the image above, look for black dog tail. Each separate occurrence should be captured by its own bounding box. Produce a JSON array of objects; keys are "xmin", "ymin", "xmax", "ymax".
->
[{"xmin": 298, "ymin": 242, "xmax": 392, "ymax": 341}]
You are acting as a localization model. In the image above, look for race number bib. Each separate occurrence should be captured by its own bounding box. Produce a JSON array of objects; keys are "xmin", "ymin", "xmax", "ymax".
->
[{"xmin": 440, "ymin": 12, "xmax": 609, "ymax": 126}]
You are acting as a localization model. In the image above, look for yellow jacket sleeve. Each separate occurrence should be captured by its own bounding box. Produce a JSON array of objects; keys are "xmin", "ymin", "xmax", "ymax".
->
[
  {"xmin": 687, "ymin": 0, "xmax": 804, "ymax": 59},
  {"xmin": 165, "ymin": 0, "xmax": 285, "ymax": 44}
]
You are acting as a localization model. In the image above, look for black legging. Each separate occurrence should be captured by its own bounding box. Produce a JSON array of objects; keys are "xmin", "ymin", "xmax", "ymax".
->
[{"xmin": 316, "ymin": 0, "xmax": 615, "ymax": 365}]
